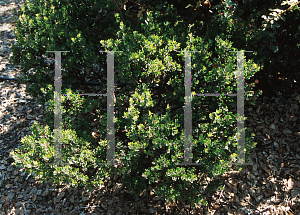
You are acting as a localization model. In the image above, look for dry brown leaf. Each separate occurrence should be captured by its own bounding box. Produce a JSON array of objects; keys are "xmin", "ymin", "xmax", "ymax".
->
[
  {"xmin": 256, "ymin": 125, "xmax": 265, "ymax": 130},
  {"xmin": 212, "ymin": 203, "xmax": 220, "ymax": 209},
  {"xmin": 287, "ymin": 177, "xmax": 296, "ymax": 190},
  {"xmin": 235, "ymin": 209, "xmax": 245, "ymax": 215},
  {"xmin": 260, "ymin": 163, "xmax": 272, "ymax": 175},
  {"xmin": 270, "ymin": 123, "xmax": 276, "ymax": 129},
  {"xmin": 294, "ymin": 132, "xmax": 300, "ymax": 136},
  {"xmin": 256, "ymin": 105, "xmax": 262, "ymax": 114},
  {"xmin": 265, "ymin": 115, "xmax": 269, "ymax": 123},
  {"xmin": 13, "ymin": 186, "xmax": 21, "ymax": 193},
  {"xmin": 226, "ymin": 182, "xmax": 237, "ymax": 193},
  {"xmin": 274, "ymin": 113, "xmax": 280, "ymax": 124},
  {"xmin": 282, "ymin": 128, "xmax": 292, "ymax": 134},
  {"xmin": 295, "ymin": 94, "xmax": 300, "ymax": 101},
  {"xmin": 32, "ymin": 194, "xmax": 37, "ymax": 202},
  {"xmin": 264, "ymin": 188, "xmax": 272, "ymax": 197}
]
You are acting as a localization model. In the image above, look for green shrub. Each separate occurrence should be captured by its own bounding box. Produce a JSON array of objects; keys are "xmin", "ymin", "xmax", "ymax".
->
[
  {"xmin": 206, "ymin": 0, "xmax": 300, "ymax": 85},
  {"xmin": 9, "ymin": 0, "xmax": 121, "ymax": 105},
  {"xmin": 10, "ymin": 7, "xmax": 262, "ymax": 209},
  {"xmin": 10, "ymin": 0, "xmax": 298, "ymax": 106}
]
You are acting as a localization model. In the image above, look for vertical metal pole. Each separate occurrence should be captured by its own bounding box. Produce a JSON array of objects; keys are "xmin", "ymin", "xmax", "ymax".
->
[
  {"xmin": 98, "ymin": 51, "xmax": 122, "ymax": 166},
  {"xmin": 176, "ymin": 51, "xmax": 201, "ymax": 166},
  {"xmin": 236, "ymin": 51, "xmax": 245, "ymax": 164},
  {"xmin": 106, "ymin": 51, "xmax": 115, "ymax": 165},
  {"xmin": 47, "ymin": 51, "xmax": 69, "ymax": 167}
]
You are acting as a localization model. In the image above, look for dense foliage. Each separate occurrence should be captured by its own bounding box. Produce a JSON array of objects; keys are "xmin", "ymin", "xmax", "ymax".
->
[
  {"xmin": 9, "ymin": 0, "xmax": 121, "ymax": 104},
  {"xmin": 9, "ymin": 0, "xmax": 299, "ymax": 210}
]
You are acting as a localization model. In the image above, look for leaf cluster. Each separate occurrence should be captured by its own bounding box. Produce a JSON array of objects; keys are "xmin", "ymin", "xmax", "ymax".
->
[{"xmin": 10, "ymin": 0, "xmax": 263, "ymax": 209}]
